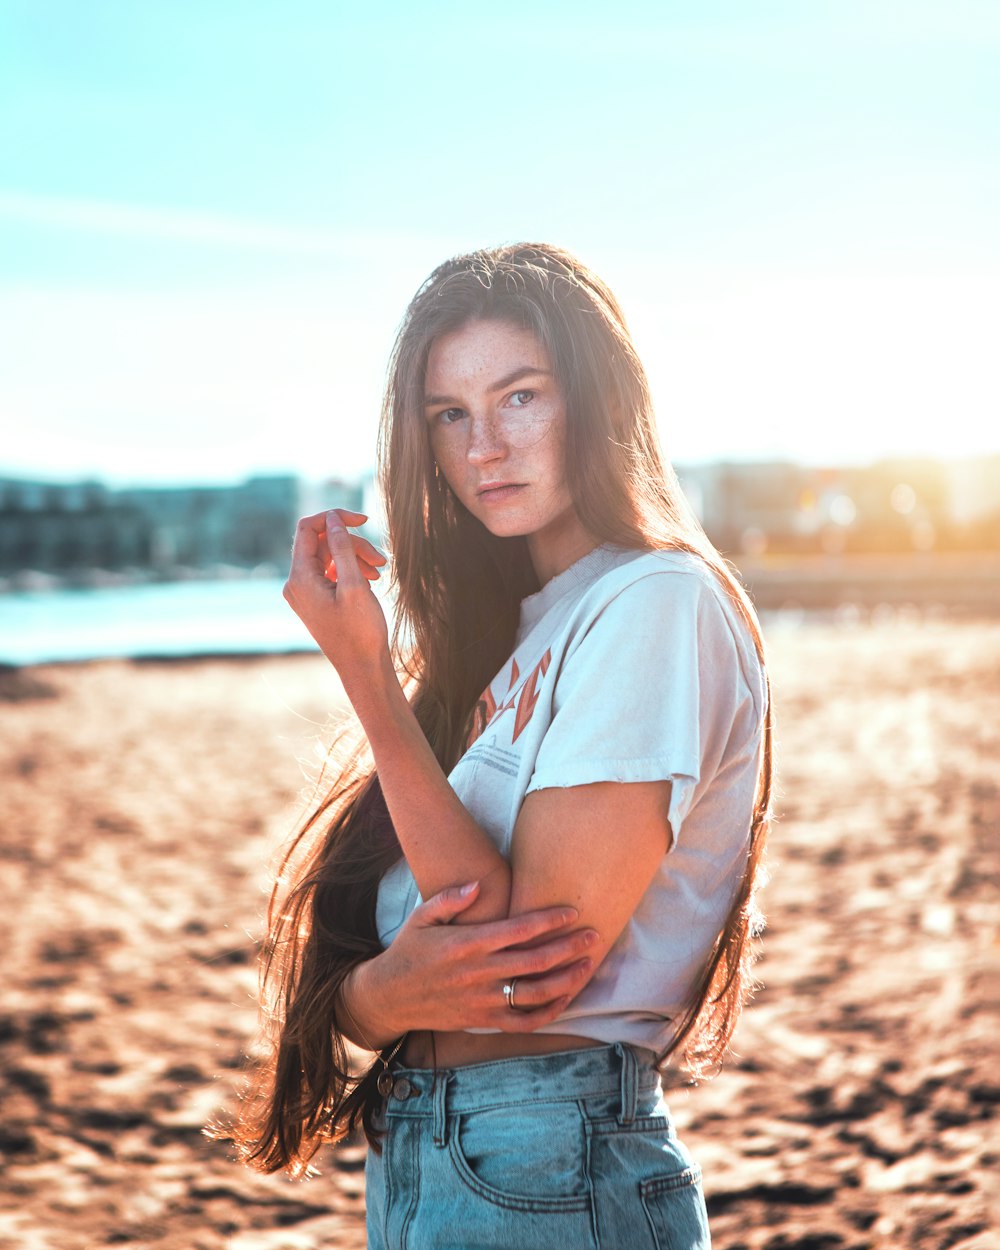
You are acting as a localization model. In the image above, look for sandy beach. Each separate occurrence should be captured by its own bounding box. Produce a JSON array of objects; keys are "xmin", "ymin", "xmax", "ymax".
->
[{"xmin": 1, "ymin": 617, "xmax": 997, "ymax": 1250}]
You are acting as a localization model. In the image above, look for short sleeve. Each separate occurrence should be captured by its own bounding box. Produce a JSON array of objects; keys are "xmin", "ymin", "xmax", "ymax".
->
[{"xmin": 524, "ymin": 570, "xmax": 751, "ymax": 845}]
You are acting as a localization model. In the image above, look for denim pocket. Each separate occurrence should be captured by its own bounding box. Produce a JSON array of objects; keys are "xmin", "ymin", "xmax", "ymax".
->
[
  {"xmin": 448, "ymin": 1099, "xmax": 592, "ymax": 1212},
  {"xmin": 639, "ymin": 1168, "xmax": 710, "ymax": 1250},
  {"xmin": 585, "ymin": 1113, "xmax": 710, "ymax": 1249}
]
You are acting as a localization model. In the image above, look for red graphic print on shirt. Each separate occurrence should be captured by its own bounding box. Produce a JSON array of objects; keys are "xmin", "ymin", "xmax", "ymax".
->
[{"xmin": 466, "ymin": 650, "xmax": 552, "ymax": 749}]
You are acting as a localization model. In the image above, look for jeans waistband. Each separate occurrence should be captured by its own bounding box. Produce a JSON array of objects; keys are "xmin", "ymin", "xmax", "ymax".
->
[{"xmin": 383, "ymin": 1042, "xmax": 660, "ymax": 1140}]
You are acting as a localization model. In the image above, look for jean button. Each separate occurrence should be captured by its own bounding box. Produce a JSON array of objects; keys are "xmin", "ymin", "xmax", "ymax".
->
[{"xmin": 392, "ymin": 1076, "xmax": 414, "ymax": 1100}]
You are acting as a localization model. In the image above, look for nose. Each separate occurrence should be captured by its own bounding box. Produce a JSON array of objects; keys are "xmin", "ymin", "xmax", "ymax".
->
[{"xmin": 465, "ymin": 414, "xmax": 506, "ymax": 465}]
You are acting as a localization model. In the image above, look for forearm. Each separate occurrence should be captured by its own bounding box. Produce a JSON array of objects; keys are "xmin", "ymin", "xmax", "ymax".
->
[
  {"xmin": 335, "ymin": 886, "xmax": 594, "ymax": 1047},
  {"xmin": 286, "ymin": 512, "xmax": 510, "ymax": 919},
  {"xmin": 343, "ymin": 652, "xmax": 511, "ymax": 920},
  {"xmin": 337, "ymin": 956, "xmax": 403, "ymax": 1053}
]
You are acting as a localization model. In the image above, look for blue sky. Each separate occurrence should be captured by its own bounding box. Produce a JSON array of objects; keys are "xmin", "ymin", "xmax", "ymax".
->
[{"xmin": 1, "ymin": 0, "xmax": 997, "ymax": 484}]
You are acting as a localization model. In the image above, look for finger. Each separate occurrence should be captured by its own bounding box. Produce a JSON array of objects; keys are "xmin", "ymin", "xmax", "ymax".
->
[
  {"xmin": 298, "ymin": 508, "xmax": 369, "ymax": 535},
  {"xmin": 352, "ymin": 534, "xmax": 388, "ymax": 566},
  {"xmin": 331, "ymin": 507, "xmax": 368, "ymax": 527},
  {"xmin": 292, "ymin": 514, "xmax": 368, "ymax": 576},
  {"xmin": 466, "ymin": 906, "xmax": 579, "ymax": 955},
  {"xmin": 288, "ymin": 516, "xmax": 329, "ymax": 585},
  {"xmin": 413, "ymin": 881, "xmax": 481, "ymax": 926},
  {"xmin": 324, "ymin": 559, "xmax": 380, "ymax": 583},
  {"xmin": 324, "ymin": 510, "xmax": 367, "ymax": 589},
  {"xmin": 323, "ymin": 548, "xmax": 382, "ymax": 583},
  {"xmin": 499, "ymin": 960, "xmax": 594, "ymax": 1012},
  {"xmin": 494, "ymin": 996, "xmax": 573, "ymax": 1034},
  {"xmin": 349, "ymin": 535, "xmax": 386, "ymax": 581},
  {"xmin": 320, "ymin": 534, "xmax": 385, "ymax": 582},
  {"xmin": 493, "ymin": 929, "xmax": 599, "ymax": 978}
]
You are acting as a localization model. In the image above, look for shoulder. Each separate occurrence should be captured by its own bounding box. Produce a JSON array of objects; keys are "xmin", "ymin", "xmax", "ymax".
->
[
  {"xmin": 584, "ymin": 547, "xmax": 725, "ymax": 606},
  {"xmin": 575, "ymin": 547, "xmax": 739, "ymax": 636},
  {"xmin": 569, "ymin": 547, "xmax": 766, "ymax": 713}
]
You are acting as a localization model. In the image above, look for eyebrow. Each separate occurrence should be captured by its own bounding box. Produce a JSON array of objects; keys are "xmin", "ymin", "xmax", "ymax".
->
[{"xmin": 424, "ymin": 365, "xmax": 551, "ymax": 409}]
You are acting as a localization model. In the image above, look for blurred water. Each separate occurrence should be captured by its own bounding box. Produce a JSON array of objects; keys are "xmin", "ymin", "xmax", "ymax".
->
[
  {"xmin": 0, "ymin": 576, "xmax": 958, "ymax": 666},
  {"xmin": 0, "ymin": 578, "xmax": 328, "ymax": 664}
]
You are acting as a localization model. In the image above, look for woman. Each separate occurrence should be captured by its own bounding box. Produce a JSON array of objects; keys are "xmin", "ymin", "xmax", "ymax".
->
[{"xmin": 230, "ymin": 243, "xmax": 771, "ymax": 1249}]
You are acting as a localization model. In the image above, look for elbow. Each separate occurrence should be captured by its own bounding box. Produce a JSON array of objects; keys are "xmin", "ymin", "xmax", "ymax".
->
[{"xmin": 458, "ymin": 859, "xmax": 512, "ymax": 924}]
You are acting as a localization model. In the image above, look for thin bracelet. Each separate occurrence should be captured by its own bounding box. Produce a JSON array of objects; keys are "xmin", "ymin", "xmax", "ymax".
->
[{"xmin": 338, "ymin": 984, "xmax": 407, "ymax": 1096}]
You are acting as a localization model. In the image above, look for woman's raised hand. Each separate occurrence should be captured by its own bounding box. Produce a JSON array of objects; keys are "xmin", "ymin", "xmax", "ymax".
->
[
  {"xmin": 364, "ymin": 881, "xmax": 598, "ymax": 1036},
  {"xmin": 283, "ymin": 508, "xmax": 390, "ymax": 682}
]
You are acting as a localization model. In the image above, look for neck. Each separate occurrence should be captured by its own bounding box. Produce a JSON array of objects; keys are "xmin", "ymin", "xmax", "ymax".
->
[{"xmin": 527, "ymin": 518, "xmax": 600, "ymax": 586}]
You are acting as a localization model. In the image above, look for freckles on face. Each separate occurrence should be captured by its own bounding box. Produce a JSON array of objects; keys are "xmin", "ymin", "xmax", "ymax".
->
[
  {"xmin": 421, "ymin": 320, "xmax": 573, "ymax": 523},
  {"xmin": 421, "ymin": 319, "xmax": 598, "ymax": 580}
]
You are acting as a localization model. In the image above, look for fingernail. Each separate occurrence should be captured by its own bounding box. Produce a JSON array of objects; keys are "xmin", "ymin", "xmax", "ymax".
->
[
  {"xmin": 561, "ymin": 908, "xmax": 579, "ymax": 924},
  {"xmin": 583, "ymin": 930, "xmax": 598, "ymax": 945},
  {"xmin": 459, "ymin": 881, "xmax": 479, "ymax": 897},
  {"xmin": 326, "ymin": 510, "xmax": 344, "ymax": 530},
  {"xmin": 578, "ymin": 958, "xmax": 593, "ymax": 972}
]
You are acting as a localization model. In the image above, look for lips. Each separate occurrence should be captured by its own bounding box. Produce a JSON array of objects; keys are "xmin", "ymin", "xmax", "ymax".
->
[{"xmin": 477, "ymin": 483, "xmax": 526, "ymax": 502}]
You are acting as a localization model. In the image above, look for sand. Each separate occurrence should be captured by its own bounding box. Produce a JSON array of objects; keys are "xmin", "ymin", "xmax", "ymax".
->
[{"xmin": 1, "ymin": 617, "xmax": 997, "ymax": 1250}]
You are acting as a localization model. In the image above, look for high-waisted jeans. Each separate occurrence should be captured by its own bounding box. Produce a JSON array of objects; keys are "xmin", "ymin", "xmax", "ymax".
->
[{"xmin": 364, "ymin": 1043, "xmax": 711, "ymax": 1249}]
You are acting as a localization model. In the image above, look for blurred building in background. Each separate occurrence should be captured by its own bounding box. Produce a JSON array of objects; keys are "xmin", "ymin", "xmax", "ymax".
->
[
  {"xmin": 1, "ymin": 456, "xmax": 997, "ymax": 585},
  {"xmin": 0, "ymin": 474, "xmax": 309, "ymax": 579},
  {"xmin": 677, "ymin": 455, "xmax": 1000, "ymax": 557}
]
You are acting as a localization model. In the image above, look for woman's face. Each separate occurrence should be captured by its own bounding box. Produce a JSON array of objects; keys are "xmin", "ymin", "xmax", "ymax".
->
[{"xmin": 423, "ymin": 319, "xmax": 594, "ymax": 581}]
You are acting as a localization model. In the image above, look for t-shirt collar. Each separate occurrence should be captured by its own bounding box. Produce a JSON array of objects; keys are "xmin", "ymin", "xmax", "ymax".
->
[{"xmin": 518, "ymin": 543, "xmax": 628, "ymax": 637}]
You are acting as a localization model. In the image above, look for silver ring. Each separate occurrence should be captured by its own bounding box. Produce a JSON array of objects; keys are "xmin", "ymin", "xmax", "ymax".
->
[{"xmin": 502, "ymin": 978, "xmax": 524, "ymax": 1012}]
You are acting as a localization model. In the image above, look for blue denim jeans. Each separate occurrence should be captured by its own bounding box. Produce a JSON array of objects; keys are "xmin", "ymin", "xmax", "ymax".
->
[{"xmin": 364, "ymin": 1043, "xmax": 711, "ymax": 1249}]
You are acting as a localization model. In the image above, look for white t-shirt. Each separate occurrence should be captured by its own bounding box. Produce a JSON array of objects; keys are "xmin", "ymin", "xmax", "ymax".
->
[{"xmin": 375, "ymin": 544, "xmax": 767, "ymax": 1054}]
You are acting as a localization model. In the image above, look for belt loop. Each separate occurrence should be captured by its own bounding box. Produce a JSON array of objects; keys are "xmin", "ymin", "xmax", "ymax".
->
[
  {"xmin": 614, "ymin": 1042, "xmax": 638, "ymax": 1125},
  {"xmin": 432, "ymin": 1070, "xmax": 450, "ymax": 1148}
]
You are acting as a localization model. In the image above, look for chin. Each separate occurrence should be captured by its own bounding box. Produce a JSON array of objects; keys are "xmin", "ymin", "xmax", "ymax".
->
[{"xmin": 481, "ymin": 520, "xmax": 533, "ymax": 540}]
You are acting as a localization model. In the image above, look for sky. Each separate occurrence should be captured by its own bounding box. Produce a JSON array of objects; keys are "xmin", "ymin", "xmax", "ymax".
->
[{"xmin": 1, "ymin": 0, "xmax": 997, "ymax": 486}]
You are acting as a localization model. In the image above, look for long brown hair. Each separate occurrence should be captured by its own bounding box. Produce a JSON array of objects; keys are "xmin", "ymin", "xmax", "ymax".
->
[{"xmin": 221, "ymin": 243, "xmax": 772, "ymax": 1176}]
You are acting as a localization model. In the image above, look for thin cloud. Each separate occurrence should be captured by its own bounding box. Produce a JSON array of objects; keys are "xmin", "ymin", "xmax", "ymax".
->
[{"xmin": 0, "ymin": 190, "xmax": 450, "ymax": 259}]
